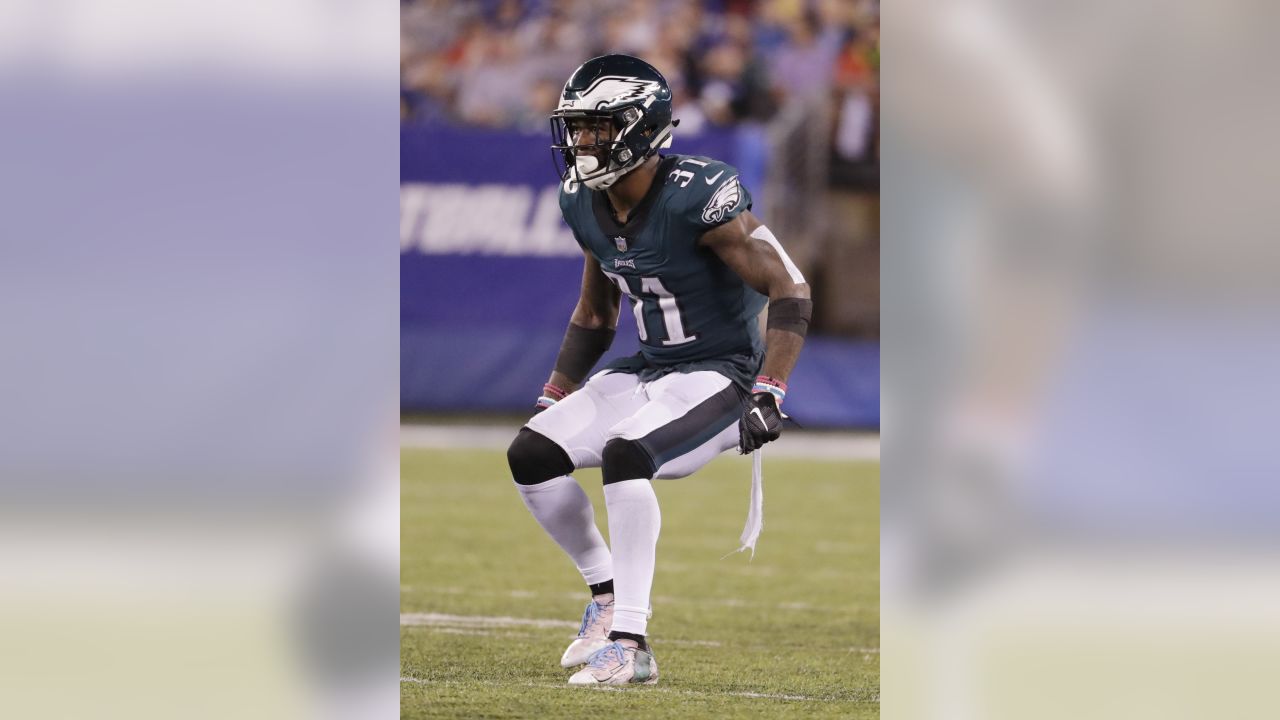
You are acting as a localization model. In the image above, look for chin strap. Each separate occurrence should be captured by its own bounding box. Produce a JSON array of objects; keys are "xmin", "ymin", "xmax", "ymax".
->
[
  {"xmin": 585, "ymin": 156, "xmax": 645, "ymax": 190},
  {"xmin": 582, "ymin": 125, "xmax": 676, "ymax": 190}
]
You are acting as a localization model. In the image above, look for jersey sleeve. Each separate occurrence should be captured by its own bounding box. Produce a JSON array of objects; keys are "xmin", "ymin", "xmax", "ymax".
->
[{"xmin": 674, "ymin": 157, "xmax": 754, "ymax": 232}]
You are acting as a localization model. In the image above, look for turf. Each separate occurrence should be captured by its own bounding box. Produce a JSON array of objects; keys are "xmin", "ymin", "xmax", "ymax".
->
[{"xmin": 402, "ymin": 445, "xmax": 879, "ymax": 718}]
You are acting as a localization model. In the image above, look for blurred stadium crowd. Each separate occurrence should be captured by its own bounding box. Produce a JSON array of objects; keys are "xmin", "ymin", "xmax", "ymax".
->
[{"xmin": 400, "ymin": 0, "xmax": 878, "ymax": 163}]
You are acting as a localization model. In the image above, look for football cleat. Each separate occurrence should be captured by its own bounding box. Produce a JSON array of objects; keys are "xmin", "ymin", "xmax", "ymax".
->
[
  {"xmin": 560, "ymin": 598, "xmax": 614, "ymax": 668},
  {"xmin": 568, "ymin": 641, "xmax": 659, "ymax": 686}
]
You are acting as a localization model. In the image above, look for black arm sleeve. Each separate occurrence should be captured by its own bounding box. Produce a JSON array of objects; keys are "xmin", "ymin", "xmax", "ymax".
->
[
  {"xmin": 766, "ymin": 297, "xmax": 813, "ymax": 337},
  {"xmin": 553, "ymin": 322, "xmax": 616, "ymax": 384}
]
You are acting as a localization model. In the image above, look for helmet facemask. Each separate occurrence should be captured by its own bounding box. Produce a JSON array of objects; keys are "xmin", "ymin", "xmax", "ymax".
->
[{"xmin": 551, "ymin": 105, "xmax": 650, "ymax": 190}]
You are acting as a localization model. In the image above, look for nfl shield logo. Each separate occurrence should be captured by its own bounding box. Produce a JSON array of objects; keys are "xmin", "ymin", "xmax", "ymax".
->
[{"xmin": 614, "ymin": 236, "xmax": 628, "ymax": 252}]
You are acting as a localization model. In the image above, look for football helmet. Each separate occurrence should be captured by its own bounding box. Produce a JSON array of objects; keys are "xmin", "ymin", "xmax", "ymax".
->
[{"xmin": 551, "ymin": 54, "xmax": 678, "ymax": 191}]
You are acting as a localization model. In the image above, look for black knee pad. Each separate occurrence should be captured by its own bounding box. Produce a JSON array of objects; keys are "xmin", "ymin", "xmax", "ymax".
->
[
  {"xmin": 507, "ymin": 428, "xmax": 574, "ymax": 486},
  {"xmin": 601, "ymin": 437, "xmax": 656, "ymax": 485}
]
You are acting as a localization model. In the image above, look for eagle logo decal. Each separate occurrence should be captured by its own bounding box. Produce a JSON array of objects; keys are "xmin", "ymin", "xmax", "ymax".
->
[
  {"xmin": 559, "ymin": 76, "xmax": 661, "ymax": 111},
  {"xmin": 701, "ymin": 175, "xmax": 742, "ymax": 225}
]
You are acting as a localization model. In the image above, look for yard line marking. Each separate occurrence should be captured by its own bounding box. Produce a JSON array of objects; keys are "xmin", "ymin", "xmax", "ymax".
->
[
  {"xmin": 412, "ymin": 617, "xmax": 721, "ymax": 645},
  {"xmin": 404, "ymin": 616, "xmax": 872, "ymax": 654},
  {"xmin": 401, "ymin": 612, "xmax": 576, "ymax": 629},
  {"xmin": 664, "ymin": 639, "xmax": 723, "ymax": 647},
  {"xmin": 399, "ymin": 676, "xmax": 876, "ymax": 703},
  {"xmin": 401, "ymin": 424, "xmax": 879, "ymax": 461},
  {"xmin": 429, "ymin": 627, "xmax": 496, "ymax": 636},
  {"xmin": 404, "ymin": 588, "xmax": 860, "ymax": 613}
]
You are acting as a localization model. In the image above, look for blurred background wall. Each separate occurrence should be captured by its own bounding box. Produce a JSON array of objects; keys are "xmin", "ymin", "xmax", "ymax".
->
[{"xmin": 400, "ymin": 0, "xmax": 880, "ymax": 427}]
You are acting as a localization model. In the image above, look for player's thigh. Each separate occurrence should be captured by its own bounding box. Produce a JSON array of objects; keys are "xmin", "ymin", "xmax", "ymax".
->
[
  {"xmin": 607, "ymin": 371, "xmax": 743, "ymax": 479},
  {"xmin": 525, "ymin": 370, "xmax": 645, "ymax": 469},
  {"xmin": 652, "ymin": 422, "xmax": 740, "ymax": 479}
]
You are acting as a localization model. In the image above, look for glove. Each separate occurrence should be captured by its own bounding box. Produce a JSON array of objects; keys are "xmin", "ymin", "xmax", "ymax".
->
[{"xmin": 739, "ymin": 391, "xmax": 784, "ymax": 453}]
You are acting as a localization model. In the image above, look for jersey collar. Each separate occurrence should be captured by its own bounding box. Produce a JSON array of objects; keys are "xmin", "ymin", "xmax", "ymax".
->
[{"xmin": 590, "ymin": 155, "xmax": 676, "ymax": 239}]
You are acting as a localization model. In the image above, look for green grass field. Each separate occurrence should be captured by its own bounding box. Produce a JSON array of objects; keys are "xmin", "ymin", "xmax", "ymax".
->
[{"xmin": 402, "ymin": 444, "xmax": 879, "ymax": 718}]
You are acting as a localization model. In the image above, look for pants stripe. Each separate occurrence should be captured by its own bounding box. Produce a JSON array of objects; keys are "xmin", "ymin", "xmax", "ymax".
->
[{"xmin": 635, "ymin": 385, "xmax": 744, "ymax": 469}]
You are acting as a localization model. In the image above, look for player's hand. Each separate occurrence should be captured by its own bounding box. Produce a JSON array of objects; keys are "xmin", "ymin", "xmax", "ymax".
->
[{"xmin": 739, "ymin": 392, "xmax": 783, "ymax": 453}]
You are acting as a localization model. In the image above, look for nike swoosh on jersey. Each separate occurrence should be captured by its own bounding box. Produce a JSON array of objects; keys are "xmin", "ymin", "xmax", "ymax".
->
[{"xmin": 704, "ymin": 170, "xmax": 724, "ymax": 184}]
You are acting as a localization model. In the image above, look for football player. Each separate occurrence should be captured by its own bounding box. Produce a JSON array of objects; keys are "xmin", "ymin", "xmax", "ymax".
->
[{"xmin": 506, "ymin": 54, "xmax": 812, "ymax": 686}]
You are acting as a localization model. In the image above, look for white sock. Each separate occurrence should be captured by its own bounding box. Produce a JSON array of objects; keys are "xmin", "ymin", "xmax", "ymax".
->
[
  {"xmin": 516, "ymin": 476, "xmax": 612, "ymax": 584},
  {"xmin": 603, "ymin": 478, "xmax": 660, "ymax": 636}
]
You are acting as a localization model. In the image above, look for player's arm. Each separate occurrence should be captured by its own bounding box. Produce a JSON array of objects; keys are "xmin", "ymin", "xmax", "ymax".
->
[
  {"xmin": 538, "ymin": 249, "xmax": 622, "ymax": 410},
  {"xmin": 700, "ymin": 210, "xmax": 811, "ymax": 381},
  {"xmin": 699, "ymin": 211, "xmax": 812, "ymax": 450}
]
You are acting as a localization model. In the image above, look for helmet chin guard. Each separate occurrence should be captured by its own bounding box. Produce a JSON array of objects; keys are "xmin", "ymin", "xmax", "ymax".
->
[
  {"xmin": 572, "ymin": 140, "xmax": 651, "ymax": 190},
  {"xmin": 551, "ymin": 54, "xmax": 677, "ymax": 190}
]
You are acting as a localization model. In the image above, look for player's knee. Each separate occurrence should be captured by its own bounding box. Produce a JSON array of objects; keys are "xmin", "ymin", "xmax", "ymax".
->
[
  {"xmin": 507, "ymin": 428, "xmax": 574, "ymax": 486},
  {"xmin": 601, "ymin": 437, "xmax": 656, "ymax": 485}
]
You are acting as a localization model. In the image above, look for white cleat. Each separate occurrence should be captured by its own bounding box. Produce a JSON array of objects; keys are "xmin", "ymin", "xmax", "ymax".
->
[
  {"xmin": 568, "ymin": 641, "xmax": 659, "ymax": 686},
  {"xmin": 560, "ymin": 598, "xmax": 614, "ymax": 668}
]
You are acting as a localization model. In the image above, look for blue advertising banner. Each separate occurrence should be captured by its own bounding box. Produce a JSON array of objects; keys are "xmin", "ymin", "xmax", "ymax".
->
[{"xmin": 401, "ymin": 123, "xmax": 878, "ymax": 428}]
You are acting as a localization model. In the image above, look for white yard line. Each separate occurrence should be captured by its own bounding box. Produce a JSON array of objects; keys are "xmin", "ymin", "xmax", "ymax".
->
[
  {"xmin": 400, "ymin": 424, "xmax": 521, "ymax": 450},
  {"xmin": 428, "ymin": 627, "xmax": 499, "ymax": 637},
  {"xmin": 402, "ymin": 587, "xmax": 865, "ymax": 613},
  {"xmin": 401, "ymin": 424, "xmax": 879, "ymax": 461},
  {"xmin": 406, "ymin": 622, "xmax": 723, "ymax": 646},
  {"xmin": 401, "ymin": 613, "xmax": 880, "ymax": 655},
  {"xmin": 401, "ymin": 612, "xmax": 576, "ymax": 629},
  {"xmin": 664, "ymin": 639, "xmax": 723, "ymax": 648},
  {"xmin": 399, "ymin": 676, "xmax": 876, "ymax": 703}
]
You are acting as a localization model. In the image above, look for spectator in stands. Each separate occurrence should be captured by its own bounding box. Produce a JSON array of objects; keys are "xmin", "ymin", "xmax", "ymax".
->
[
  {"xmin": 595, "ymin": 0, "xmax": 660, "ymax": 56},
  {"xmin": 401, "ymin": 53, "xmax": 455, "ymax": 124},
  {"xmin": 690, "ymin": 6, "xmax": 777, "ymax": 126},
  {"xmin": 455, "ymin": 27, "xmax": 535, "ymax": 126},
  {"xmin": 768, "ymin": 10, "xmax": 843, "ymax": 104},
  {"xmin": 398, "ymin": 0, "xmax": 877, "ymax": 134},
  {"xmin": 832, "ymin": 22, "xmax": 879, "ymax": 162}
]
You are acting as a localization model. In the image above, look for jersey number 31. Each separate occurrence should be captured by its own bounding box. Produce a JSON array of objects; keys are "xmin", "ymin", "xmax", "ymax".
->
[{"xmin": 601, "ymin": 271, "xmax": 697, "ymax": 347}]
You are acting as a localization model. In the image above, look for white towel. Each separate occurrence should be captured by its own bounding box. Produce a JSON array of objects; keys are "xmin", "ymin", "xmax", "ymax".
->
[{"xmin": 723, "ymin": 448, "xmax": 764, "ymax": 559}]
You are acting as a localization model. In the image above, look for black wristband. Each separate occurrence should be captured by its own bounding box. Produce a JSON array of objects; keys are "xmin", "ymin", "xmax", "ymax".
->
[
  {"xmin": 766, "ymin": 297, "xmax": 812, "ymax": 336},
  {"xmin": 554, "ymin": 323, "xmax": 616, "ymax": 384}
]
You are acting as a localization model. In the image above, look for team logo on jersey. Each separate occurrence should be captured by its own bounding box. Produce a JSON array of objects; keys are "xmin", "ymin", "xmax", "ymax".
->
[
  {"xmin": 614, "ymin": 258, "xmax": 636, "ymax": 269},
  {"xmin": 702, "ymin": 175, "xmax": 742, "ymax": 225},
  {"xmin": 613, "ymin": 236, "xmax": 628, "ymax": 251}
]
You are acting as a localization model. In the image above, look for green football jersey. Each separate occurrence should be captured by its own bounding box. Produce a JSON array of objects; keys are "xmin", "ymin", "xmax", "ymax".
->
[{"xmin": 559, "ymin": 154, "xmax": 768, "ymax": 389}]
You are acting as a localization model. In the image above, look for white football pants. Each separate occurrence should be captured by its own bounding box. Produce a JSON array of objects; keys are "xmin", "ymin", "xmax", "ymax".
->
[{"xmin": 525, "ymin": 369, "xmax": 742, "ymax": 478}]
